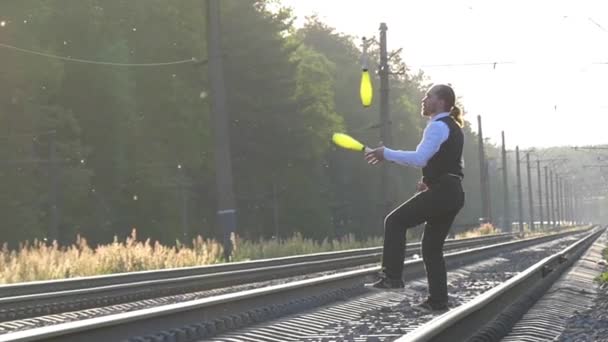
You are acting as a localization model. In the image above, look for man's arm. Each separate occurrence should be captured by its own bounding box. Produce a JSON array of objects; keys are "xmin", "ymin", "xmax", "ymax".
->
[{"xmin": 382, "ymin": 121, "xmax": 449, "ymax": 168}]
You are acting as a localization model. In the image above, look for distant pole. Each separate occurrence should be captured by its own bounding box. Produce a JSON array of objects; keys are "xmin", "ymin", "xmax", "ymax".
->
[
  {"xmin": 571, "ymin": 188, "xmax": 576, "ymax": 225},
  {"xmin": 549, "ymin": 170, "xmax": 555, "ymax": 227},
  {"xmin": 570, "ymin": 184, "xmax": 574, "ymax": 224},
  {"xmin": 272, "ymin": 181, "xmax": 280, "ymax": 241},
  {"xmin": 560, "ymin": 178, "xmax": 565, "ymax": 225},
  {"xmin": 478, "ymin": 115, "xmax": 489, "ymax": 223},
  {"xmin": 560, "ymin": 179, "xmax": 566, "ymax": 225},
  {"xmin": 537, "ymin": 160, "xmax": 543, "ymax": 230},
  {"xmin": 178, "ymin": 165, "xmax": 188, "ymax": 239},
  {"xmin": 571, "ymin": 184, "xmax": 578, "ymax": 225},
  {"xmin": 501, "ymin": 131, "xmax": 510, "ymax": 231},
  {"xmin": 569, "ymin": 183, "xmax": 572, "ymax": 224},
  {"xmin": 574, "ymin": 189, "xmax": 579, "ymax": 224},
  {"xmin": 182, "ymin": 187, "xmax": 189, "ymax": 239},
  {"xmin": 526, "ymin": 153, "xmax": 534, "ymax": 231},
  {"xmin": 207, "ymin": 0, "xmax": 237, "ymax": 261},
  {"xmin": 379, "ymin": 23, "xmax": 392, "ymax": 216},
  {"xmin": 567, "ymin": 182, "xmax": 572, "ymax": 225},
  {"xmin": 516, "ymin": 146, "xmax": 524, "ymax": 234},
  {"xmin": 486, "ymin": 160, "xmax": 493, "ymax": 222},
  {"xmin": 563, "ymin": 182, "xmax": 568, "ymax": 225},
  {"xmin": 563, "ymin": 180, "xmax": 567, "ymax": 225},
  {"xmin": 555, "ymin": 175, "xmax": 561, "ymax": 226},
  {"xmin": 49, "ymin": 132, "xmax": 60, "ymax": 242},
  {"xmin": 572, "ymin": 189, "xmax": 576, "ymax": 225},
  {"xmin": 545, "ymin": 166, "xmax": 552, "ymax": 228},
  {"xmin": 559, "ymin": 177, "xmax": 564, "ymax": 226}
]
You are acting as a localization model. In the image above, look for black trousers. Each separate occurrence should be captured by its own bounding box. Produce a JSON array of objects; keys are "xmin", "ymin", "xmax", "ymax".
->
[{"xmin": 381, "ymin": 174, "xmax": 465, "ymax": 303}]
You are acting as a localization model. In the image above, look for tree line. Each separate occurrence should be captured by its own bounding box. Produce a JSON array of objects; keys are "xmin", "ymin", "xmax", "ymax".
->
[{"xmin": 3, "ymin": 0, "xmax": 596, "ymax": 248}]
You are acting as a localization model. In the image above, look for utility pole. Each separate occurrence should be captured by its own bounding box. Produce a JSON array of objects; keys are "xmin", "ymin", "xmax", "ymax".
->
[
  {"xmin": 516, "ymin": 146, "xmax": 524, "ymax": 234},
  {"xmin": 572, "ymin": 189, "xmax": 576, "ymax": 225},
  {"xmin": 478, "ymin": 115, "xmax": 489, "ymax": 223},
  {"xmin": 569, "ymin": 183, "xmax": 573, "ymax": 224},
  {"xmin": 563, "ymin": 182, "xmax": 568, "ymax": 225},
  {"xmin": 559, "ymin": 178, "xmax": 567, "ymax": 225},
  {"xmin": 272, "ymin": 181, "xmax": 279, "ymax": 241},
  {"xmin": 379, "ymin": 23, "xmax": 392, "ymax": 216},
  {"xmin": 555, "ymin": 175, "xmax": 561, "ymax": 226},
  {"xmin": 49, "ymin": 132, "xmax": 60, "ymax": 242},
  {"xmin": 571, "ymin": 184, "xmax": 576, "ymax": 224},
  {"xmin": 501, "ymin": 131, "xmax": 510, "ymax": 231},
  {"xmin": 549, "ymin": 170, "xmax": 555, "ymax": 227},
  {"xmin": 526, "ymin": 153, "xmax": 534, "ymax": 231},
  {"xmin": 486, "ymin": 159, "xmax": 493, "ymax": 223},
  {"xmin": 545, "ymin": 166, "xmax": 552, "ymax": 228},
  {"xmin": 575, "ymin": 189, "xmax": 580, "ymax": 224},
  {"xmin": 537, "ymin": 160, "xmax": 543, "ymax": 230},
  {"xmin": 559, "ymin": 177, "xmax": 567, "ymax": 225},
  {"xmin": 207, "ymin": 0, "xmax": 237, "ymax": 261},
  {"xmin": 560, "ymin": 178, "xmax": 565, "ymax": 226},
  {"xmin": 566, "ymin": 182, "xmax": 572, "ymax": 225},
  {"xmin": 177, "ymin": 165, "xmax": 189, "ymax": 240}
]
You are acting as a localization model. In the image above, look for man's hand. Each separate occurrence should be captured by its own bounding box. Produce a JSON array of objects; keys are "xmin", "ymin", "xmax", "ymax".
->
[
  {"xmin": 416, "ymin": 181, "xmax": 428, "ymax": 192},
  {"xmin": 365, "ymin": 146, "xmax": 385, "ymax": 165}
]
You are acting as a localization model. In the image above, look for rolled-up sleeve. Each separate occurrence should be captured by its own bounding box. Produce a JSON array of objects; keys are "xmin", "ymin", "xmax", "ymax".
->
[{"xmin": 383, "ymin": 121, "xmax": 449, "ymax": 168}]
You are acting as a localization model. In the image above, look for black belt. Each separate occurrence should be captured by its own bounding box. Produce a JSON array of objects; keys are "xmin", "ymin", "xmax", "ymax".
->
[
  {"xmin": 444, "ymin": 173, "xmax": 463, "ymax": 181},
  {"xmin": 425, "ymin": 173, "xmax": 463, "ymax": 186}
]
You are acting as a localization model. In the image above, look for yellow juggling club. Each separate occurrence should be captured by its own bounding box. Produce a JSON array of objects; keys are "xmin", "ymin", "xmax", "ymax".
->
[
  {"xmin": 360, "ymin": 37, "xmax": 373, "ymax": 107},
  {"xmin": 332, "ymin": 133, "xmax": 372, "ymax": 153},
  {"xmin": 360, "ymin": 70, "xmax": 373, "ymax": 107}
]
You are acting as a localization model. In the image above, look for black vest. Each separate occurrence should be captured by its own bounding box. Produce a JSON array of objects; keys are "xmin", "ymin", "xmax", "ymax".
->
[{"xmin": 422, "ymin": 116, "xmax": 464, "ymax": 184}]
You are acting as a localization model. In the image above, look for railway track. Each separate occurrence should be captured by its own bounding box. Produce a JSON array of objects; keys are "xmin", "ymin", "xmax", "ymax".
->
[
  {"xmin": 0, "ymin": 233, "xmax": 513, "ymax": 325},
  {"xmin": 0, "ymin": 226, "xmax": 594, "ymax": 342}
]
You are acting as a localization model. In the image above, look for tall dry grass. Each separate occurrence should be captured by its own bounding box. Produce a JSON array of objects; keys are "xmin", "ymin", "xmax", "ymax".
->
[
  {"xmin": 455, "ymin": 223, "xmax": 499, "ymax": 239},
  {"xmin": 0, "ymin": 229, "xmax": 224, "ymax": 284},
  {"xmin": 231, "ymin": 233, "xmax": 383, "ymax": 261},
  {"xmin": 598, "ymin": 247, "xmax": 608, "ymax": 284},
  {"xmin": 0, "ymin": 229, "xmax": 382, "ymax": 284},
  {"xmin": 6, "ymin": 222, "xmax": 554, "ymax": 284}
]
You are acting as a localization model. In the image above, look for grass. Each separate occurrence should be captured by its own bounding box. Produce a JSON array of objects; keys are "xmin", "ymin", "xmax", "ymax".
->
[
  {"xmin": 0, "ymin": 230, "xmax": 225, "ymax": 284},
  {"xmin": 4, "ymin": 222, "xmax": 570, "ymax": 285},
  {"xmin": 506, "ymin": 223, "xmax": 589, "ymax": 239},
  {"xmin": 231, "ymin": 232, "xmax": 383, "ymax": 262},
  {"xmin": 455, "ymin": 223, "xmax": 499, "ymax": 239},
  {"xmin": 599, "ymin": 247, "xmax": 608, "ymax": 284},
  {"xmin": 0, "ymin": 229, "xmax": 383, "ymax": 284}
]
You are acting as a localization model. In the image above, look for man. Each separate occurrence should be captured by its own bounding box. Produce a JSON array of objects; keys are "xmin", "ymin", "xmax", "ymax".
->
[{"xmin": 364, "ymin": 84, "xmax": 466, "ymax": 311}]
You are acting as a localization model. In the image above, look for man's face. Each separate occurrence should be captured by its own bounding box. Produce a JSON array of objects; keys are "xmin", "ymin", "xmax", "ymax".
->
[{"xmin": 421, "ymin": 90, "xmax": 443, "ymax": 117}]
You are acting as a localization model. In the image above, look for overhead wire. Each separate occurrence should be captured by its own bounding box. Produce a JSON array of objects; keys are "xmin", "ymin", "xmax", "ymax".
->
[{"xmin": 0, "ymin": 42, "xmax": 198, "ymax": 67}]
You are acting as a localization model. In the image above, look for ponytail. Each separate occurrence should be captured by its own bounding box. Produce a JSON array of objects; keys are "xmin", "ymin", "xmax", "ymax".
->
[{"xmin": 450, "ymin": 105, "xmax": 464, "ymax": 128}]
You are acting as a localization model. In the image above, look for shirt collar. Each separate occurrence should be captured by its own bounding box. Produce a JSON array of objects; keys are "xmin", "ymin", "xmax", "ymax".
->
[{"xmin": 430, "ymin": 112, "xmax": 450, "ymax": 122}]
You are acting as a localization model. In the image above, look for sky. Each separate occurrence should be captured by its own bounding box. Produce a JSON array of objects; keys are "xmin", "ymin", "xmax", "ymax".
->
[{"xmin": 280, "ymin": 0, "xmax": 608, "ymax": 149}]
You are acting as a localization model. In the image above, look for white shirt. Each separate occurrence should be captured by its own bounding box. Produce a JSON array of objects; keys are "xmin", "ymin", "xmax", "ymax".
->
[{"xmin": 383, "ymin": 112, "xmax": 451, "ymax": 168}]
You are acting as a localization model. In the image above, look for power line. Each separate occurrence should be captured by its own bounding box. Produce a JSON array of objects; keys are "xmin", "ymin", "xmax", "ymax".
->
[
  {"xmin": 412, "ymin": 61, "xmax": 516, "ymax": 68},
  {"xmin": 2, "ymin": 40, "xmax": 605, "ymax": 70},
  {"xmin": 411, "ymin": 60, "xmax": 608, "ymax": 69},
  {"xmin": 0, "ymin": 42, "xmax": 198, "ymax": 67}
]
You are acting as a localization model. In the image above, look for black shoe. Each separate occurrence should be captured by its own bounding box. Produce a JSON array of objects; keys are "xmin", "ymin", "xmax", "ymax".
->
[
  {"xmin": 413, "ymin": 298, "xmax": 449, "ymax": 312},
  {"xmin": 365, "ymin": 277, "xmax": 404, "ymax": 289}
]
